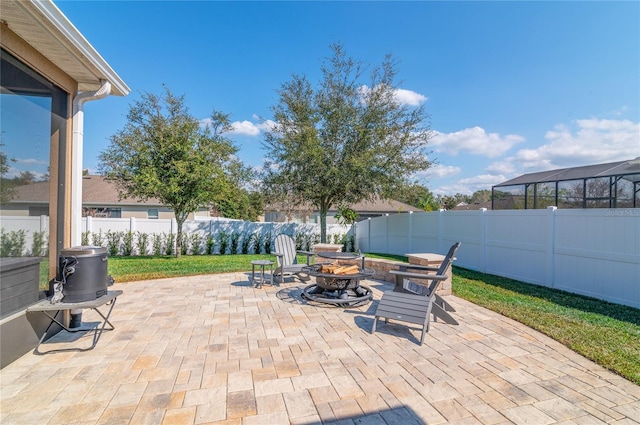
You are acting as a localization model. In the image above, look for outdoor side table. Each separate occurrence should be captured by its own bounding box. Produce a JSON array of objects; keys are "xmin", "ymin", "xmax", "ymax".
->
[
  {"xmin": 26, "ymin": 290, "xmax": 123, "ymax": 354},
  {"xmin": 251, "ymin": 260, "xmax": 274, "ymax": 286}
]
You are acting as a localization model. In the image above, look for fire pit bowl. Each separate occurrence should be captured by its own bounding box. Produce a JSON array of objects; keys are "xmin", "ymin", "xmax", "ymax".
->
[{"xmin": 301, "ymin": 258, "xmax": 374, "ymax": 306}]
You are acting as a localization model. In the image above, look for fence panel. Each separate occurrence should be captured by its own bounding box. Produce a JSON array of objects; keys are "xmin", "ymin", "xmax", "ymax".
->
[
  {"xmin": 387, "ymin": 213, "xmax": 410, "ymax": 255},
  {"xmin": 0, "ymin": 216, "xmax": 48, "ymax": 255},
  {"xmin": 410, "ymin": 212, "xmax": 440, "ymax": 254},
  {"xmin": 368, "ymin": 215, "xmax": 389, "ymax": 253},
  {"xmin": 484, "ymin": 209, "xmax": 550, "ymax": 285},
  {"xmin": 552, "ymin": 209, "xmax": 640, "ymax": 306},
  {"xmin": 357, "ymin": 208, "xmax": 640, "ymax": 309},
  {"xmin": 440, "ymin": 210, "xmax": 484, "ymax": 270},
  {"xmin": 355, "ymin": 219, "xmax": 370, "ymax": 253}
]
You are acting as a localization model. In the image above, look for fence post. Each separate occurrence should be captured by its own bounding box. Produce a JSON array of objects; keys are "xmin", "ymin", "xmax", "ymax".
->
[
  {"xmin": 40, "ymin": 215, "xmax": 47, "ymax": 232},
  {"xmin": 130, "ymin": 217, "xmax": 136, "ymax": 234},
  {"xmin": 480, "ymin": 208, "xmax": 487, "ymax": 273},
  {"xmin": 438, "ymin": 209, "xmax": 444, "ymax": 253},
  {"xmin": 385, "ymin": 214, "xmax": 390, "ymax": 253},
  {"xmin": 408, "ymin": 211, "xmax": 413, "ymax": 253},
  {"xmin": 368, "ymin": 218, "xmax": 371, "ymax": 252},
  {"xmin": 546, "ymin": 206, "xmax": 557, "ymax": 288},
  {"xmin": 86, "ymin": 216, "xmax": 92, "ymax": 239}
]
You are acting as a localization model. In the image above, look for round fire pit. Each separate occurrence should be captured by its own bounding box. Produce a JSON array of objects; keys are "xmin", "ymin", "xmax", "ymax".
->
[{"xmin": 301, "ymin": 252, "xmax": 374, "ymax": 306}]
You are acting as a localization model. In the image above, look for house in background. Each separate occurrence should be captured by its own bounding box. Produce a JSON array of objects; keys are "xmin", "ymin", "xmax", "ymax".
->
[
  {"xmin": 264, "ymin": 197, "xmax": 417, "ymax": 223},
  {"xmin": 492, "ymin": 158, "xmax": 640, "ymax": 210},
  {"xmin": 2, "ymin": 175, "xmax": 210, "ymax": 220}
]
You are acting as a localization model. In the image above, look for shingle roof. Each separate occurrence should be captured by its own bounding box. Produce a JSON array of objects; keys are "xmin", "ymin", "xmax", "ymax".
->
[
  {"xmin": 265, "ymin": 197, "xmax": 416, "ymax": 214},
  {"xmin": 10, "ymin": 175, "xmax": 163, "ymax": 206},
  {"xmin": 494, "ymin": 158, "xmax": 640, "ymax": 187}
]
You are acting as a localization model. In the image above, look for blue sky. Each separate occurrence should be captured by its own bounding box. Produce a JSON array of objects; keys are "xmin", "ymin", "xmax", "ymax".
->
[{"xmin": 53, "ymin": 0, "xmax": 638, "ymax": 196}]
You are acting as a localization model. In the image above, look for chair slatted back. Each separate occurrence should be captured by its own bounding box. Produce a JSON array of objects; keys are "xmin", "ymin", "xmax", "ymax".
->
[
  {"xmin": 274, "ymin": 234, "xmax": 297, "ymax": 267},
  {"xmin": 405, "ymin": 242, "xmax": 461, "ymax": 297}
]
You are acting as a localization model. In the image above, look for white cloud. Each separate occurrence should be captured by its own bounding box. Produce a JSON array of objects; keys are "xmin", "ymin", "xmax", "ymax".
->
[
  {"xmin": 430, "ymin": 127, "xmax": 524, "ymax": 158},
  {"xmin": 393, "ymin": 88, "xmax": 427, "ymax": 106},
  {"xmin": 433, "ymin": 174, "xmax": 506, "ymax": 196},
  {"xmin": 419, "ymin": 164, "xmax": 461, "ymax": 179},
  {"xmin": 200, "ymin": 116, "xmax": 277, "ymax": 137},
  {"xmin": 16, "ymin": 158, "xmax": 48, "ymax": 166},
  {"xmin": 359, "ymin": 85, "xmax": 427, "ymax": 107},
  {"xmin": 256, "ymin": 119, "xmax": 276, "ymax": 132},
  {"xmin": 229, "ymin": 120, "xmax": 261, "ymax": 136},
  {"xmin": 509, "ymin": 118, "xmax": 639, "ymax": 172},
  {"xmin": 485, "ymin": 161, "xmax": 515, "ymax": 176}
]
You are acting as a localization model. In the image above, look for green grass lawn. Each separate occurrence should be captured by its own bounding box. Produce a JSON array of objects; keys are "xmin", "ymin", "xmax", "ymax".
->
[
  {"xmin": 108, "ymin": 254, "xmax": 274, "ymax": 282},
  {"xmin": 101, "ymin": 254, "xmax": 640, "ymax": 385}
]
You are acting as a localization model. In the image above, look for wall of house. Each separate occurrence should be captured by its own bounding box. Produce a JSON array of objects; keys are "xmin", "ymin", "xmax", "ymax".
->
[{"xmin": 356, "ymin": 208, "xmax": 640, "ymax": 309}]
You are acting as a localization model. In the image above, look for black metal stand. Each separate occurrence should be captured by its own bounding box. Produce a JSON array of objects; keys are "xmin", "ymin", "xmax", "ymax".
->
[{"xmin": 27, "ymin": 290, "xmax": 122, "ymax": 354}]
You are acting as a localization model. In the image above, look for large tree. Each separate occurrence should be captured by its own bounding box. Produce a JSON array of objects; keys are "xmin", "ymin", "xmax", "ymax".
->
[
  {"xmin": 262, "ymin": 43, "xmax": 433, "ymax": 242},
  {"xmin": 99, "ymin": 87, "xmax": 243, "ymax": 257}
]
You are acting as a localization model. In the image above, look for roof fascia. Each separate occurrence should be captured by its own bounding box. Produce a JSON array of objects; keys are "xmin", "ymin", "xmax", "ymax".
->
[{"xmin": 20, "ymin": 0, "xmax": 130, "ymax": 96}]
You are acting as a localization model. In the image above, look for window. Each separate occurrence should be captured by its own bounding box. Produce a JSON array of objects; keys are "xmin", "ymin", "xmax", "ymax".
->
[
  {"xmin": 82, "ymin": 207, "xmax": 121, "ymax": 218},
  {"xmin": 1, "ymin": 48, "xmax": 67, "ymax": 259},
  {"xmin": 148, "ymin": 208, "xmax": 159, "ymax": 219},
  {"xmin": 29, "ymin": 206, "xmax": 49, "ymax": 216}
]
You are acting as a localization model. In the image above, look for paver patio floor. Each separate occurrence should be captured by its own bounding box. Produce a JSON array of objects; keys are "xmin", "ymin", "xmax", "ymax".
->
[{"xmin": 1, "ymin": 273, "xmax": 638, "ymax": 424}]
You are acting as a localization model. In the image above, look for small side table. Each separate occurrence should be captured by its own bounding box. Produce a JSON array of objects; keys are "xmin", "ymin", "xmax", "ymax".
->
[{"xmin": 251, "ymin": 260, "xmax": 274, "ymax": 286}]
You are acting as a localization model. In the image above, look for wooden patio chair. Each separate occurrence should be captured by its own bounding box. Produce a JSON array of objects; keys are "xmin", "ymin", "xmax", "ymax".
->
[
  {"xmin": 271, "ymin": 234, "xmax": 314, "ymax": 283},
  {"xmin": 372, "ymin": 242, "xmax": 461, "ymax": 345}
]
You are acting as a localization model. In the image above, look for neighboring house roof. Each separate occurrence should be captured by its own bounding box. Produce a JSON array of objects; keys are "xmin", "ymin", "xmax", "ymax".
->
[
  {"xmin": 452, "ymin": 201, "xmax": 492, "ymax": 211},
  {"xmin": 494, "ymin": 158, "xmax": 640, "ymax": 187},
  {"xmin": 9, "ymin": 176, "xmax": 164, "ymax": 207},
  {"xmin": 340, "ymin": 198, "xmax": 416, "ymax": 214},
  {"xmin": 1, "ymin": 0, "xmax": 130, "ymax": 96},
  {"xmin": 266, "ymin": 197, "xmax": 416, "ymax": 214}
]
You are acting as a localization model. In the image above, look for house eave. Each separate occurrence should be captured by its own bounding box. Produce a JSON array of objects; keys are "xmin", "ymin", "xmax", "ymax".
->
[{"xmin": 2, "ymin": 0, "xmax": 130, "ymax": 96}]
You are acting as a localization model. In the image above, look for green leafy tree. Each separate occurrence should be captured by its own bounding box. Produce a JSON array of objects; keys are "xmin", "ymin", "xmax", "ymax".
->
[
  {"xmin": 334, "ymin": 204, "xmax": 358, "ymax": 226},
  {"xmin": 0, "ymin": 141, "xmax": 16, "ymax": 204},
  {"xmin": 262, "ymin": 43, "xmax": 432, "ymax": 242},
  {"xmin": 470, "ymin": 189, "xmax": 491, "ymax": 204},
  {"xmin": 437, "ymin": 195, "xmax": 457, "ymax": 210},
  {"xmin": 98, "ymin": 87, "xmax": 242, "ymax": 257},
  {"xmin": 395, "ymin": 182, "xmax": 440, "ymax": 211}
]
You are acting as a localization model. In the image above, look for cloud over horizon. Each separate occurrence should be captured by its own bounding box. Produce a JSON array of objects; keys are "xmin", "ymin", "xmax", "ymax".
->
[
  {"xmin": 430, "ymin": 127, "xmax": 525, "ymax": 158},
  {"xmin": 493, "ymin": 118, "xmax": 640, "ymax": 175},
  {"xmin": 430, "ymin": 117, "xmax": 639, "ymax": 196}
]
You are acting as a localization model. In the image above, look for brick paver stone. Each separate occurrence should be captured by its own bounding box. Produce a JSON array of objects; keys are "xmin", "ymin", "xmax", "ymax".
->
[{"xmin": 0, "ymin": 273, "xmax": 638, "ymax": 425}]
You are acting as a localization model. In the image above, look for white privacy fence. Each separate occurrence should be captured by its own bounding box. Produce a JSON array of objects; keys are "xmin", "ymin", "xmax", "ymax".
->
[
  {"xmin": 0, "ymin": 215, "xmax": 351, "ymax": 255},
  {"xmin": 356, "ymin": 208, "xmax": 640, "ymax": 309}
]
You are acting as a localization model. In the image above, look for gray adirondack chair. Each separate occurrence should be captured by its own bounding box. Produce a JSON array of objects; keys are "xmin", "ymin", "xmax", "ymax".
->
[
  {"xmin": 372, "ymin": 242, "xmax": 461, "ymax": 345},
  {"xmin": 271, "ymin": 234, "xmax": 314, "ymax": 283}
]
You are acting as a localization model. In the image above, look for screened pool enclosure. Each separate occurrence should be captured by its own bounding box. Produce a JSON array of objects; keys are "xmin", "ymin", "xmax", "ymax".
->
[{"xmin": 492, "ymin": 158, "xmax": 640, "ymax": 209}]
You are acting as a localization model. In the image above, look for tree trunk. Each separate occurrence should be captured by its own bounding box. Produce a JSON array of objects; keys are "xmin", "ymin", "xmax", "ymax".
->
[
  {"xmin": 175, "ymin": 216, "xmax": 184, "ymax": 258},
  {"xmin": 319, "ymin": 207, "xmax": 327, "ymax": 243}
]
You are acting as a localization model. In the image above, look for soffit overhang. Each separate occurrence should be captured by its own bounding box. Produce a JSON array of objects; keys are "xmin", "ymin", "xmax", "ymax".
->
[{"xmin": 1, "ymin": 0, "xmax": 130, "ymax": 96}]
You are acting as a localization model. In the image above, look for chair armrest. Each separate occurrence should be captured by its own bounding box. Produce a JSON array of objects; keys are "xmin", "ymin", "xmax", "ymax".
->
[
  {"xmin": 297, "ymin": 250, "xmax": 315, "ymax": 265},
  {"xmin": 390, "ymin": 270, "xmax": 448, "ymax": 281},
  {"xmin": 398, "ymin": 264, "xmax": 440, "ymax": 272},
  {"xmin": 271, "ymin": 251, "xmax": 284, "ymax": 258}
]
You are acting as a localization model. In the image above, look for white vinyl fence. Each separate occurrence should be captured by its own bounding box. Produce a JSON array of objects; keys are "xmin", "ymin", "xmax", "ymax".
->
[
  {"xmin": 356, "ymin": 207, "xmax": 640, "ymax": 309},
  {"xmin": 0, "ymin": 215, "xmax": 351, "ymax": 256}
]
